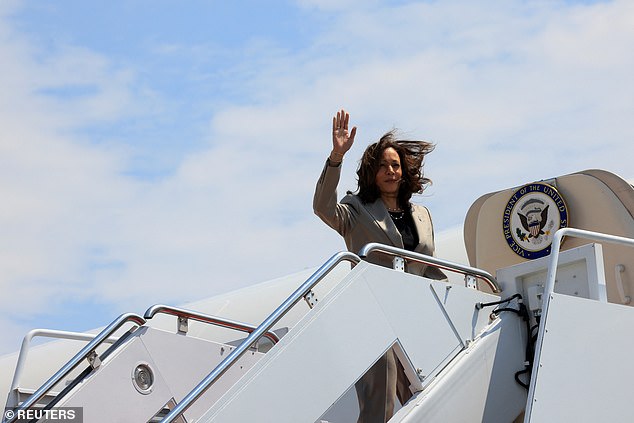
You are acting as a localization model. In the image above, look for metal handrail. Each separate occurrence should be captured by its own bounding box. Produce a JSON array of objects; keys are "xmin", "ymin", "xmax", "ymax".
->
[
  {"xmin": 525, "ymin": 228, "xmax": 634, "ymax": 422},
  {"xmin": 144, "ymin": 304, "xmax": 281, "ymax": 344},
  {"xmin": 4, "ymin": 313, "xmax": 146, "ymax": 423},
  {"xmin": 358, "ymin": 242, "xmax": 501, "ymax": 293},
  {"xmin": 7, "ymin": 329, "xmax": 120, "ymax": 404},
  {"xmin": 160, "ymin": 251, "xmax": 360, "ymax": 423}
]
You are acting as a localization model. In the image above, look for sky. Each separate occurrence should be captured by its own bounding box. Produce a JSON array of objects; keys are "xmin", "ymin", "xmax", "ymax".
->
[{"xmin": 1, "ymin": 0, "xmax": 633, "ymax": 355}]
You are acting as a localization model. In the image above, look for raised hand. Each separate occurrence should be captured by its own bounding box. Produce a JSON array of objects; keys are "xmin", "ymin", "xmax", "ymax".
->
[{"xmin": 331, "ymin": 109, "xmax": 357, "ymax": 161}]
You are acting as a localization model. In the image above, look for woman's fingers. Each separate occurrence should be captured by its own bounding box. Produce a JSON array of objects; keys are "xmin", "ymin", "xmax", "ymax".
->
[
  {"xmin": 349, "ymin": 125, "xmax": 357, "ymax": 142},
  {"xmin": 332, "ymin": 109, "xmax": 355, "ymax": 152}
]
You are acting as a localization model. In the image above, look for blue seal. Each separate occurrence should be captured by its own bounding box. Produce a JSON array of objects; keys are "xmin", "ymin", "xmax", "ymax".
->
[{"xmin": 502, "ymin": 182, "xmax": 568, "ymax": 259}]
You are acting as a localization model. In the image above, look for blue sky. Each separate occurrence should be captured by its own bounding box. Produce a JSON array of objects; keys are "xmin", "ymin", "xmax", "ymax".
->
[{"xmin": 1, "ymin": 0, "xmax": 633, "ymax": 354}]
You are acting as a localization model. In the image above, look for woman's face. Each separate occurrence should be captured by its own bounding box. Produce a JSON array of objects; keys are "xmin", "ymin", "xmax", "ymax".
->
[{"xmin": 375, "ymin": 147, "xmax": 402, "ymax": 196}]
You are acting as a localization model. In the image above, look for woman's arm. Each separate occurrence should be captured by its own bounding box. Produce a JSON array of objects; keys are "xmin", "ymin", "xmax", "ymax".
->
[{"xmin": 313, "ymin": 109, "xmax": 358, "ymax": 235}]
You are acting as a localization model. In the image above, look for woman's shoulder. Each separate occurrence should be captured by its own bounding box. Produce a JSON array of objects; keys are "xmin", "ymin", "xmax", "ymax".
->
[
  {"xmin": 341, "ymin": 192, "xmax": 362, "ymax": 207},
  {"xmin": 410, "ymin": 203, "xmax": 431, "ymax": 216}
]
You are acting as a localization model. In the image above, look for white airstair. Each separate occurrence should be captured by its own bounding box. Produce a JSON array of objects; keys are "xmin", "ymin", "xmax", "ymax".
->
[{"xmin": 4, "ymin": 245, "xmax": 521, "ymax": 422}]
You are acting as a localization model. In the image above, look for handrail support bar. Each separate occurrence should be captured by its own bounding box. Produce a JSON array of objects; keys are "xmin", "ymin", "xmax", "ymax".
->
[
  {"xmin": 358, "ymin": 242, "xmax": 501, "ymax": 293},
  {"xmin": 144, "ymin": 305, "xmax": 281, "ymax": 345}
]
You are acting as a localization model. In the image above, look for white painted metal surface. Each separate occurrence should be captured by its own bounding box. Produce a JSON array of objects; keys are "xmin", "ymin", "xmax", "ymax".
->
[
  {"xmin": 393, "ymin": 314, "xmax": 527, "ymax": 423},
  {"xmin": 526, "ymin": 293, "xmax": 634, "ymax": 422},
  {"xmin": 526, "ymin": 228, "xmax": 634, "ymax": 422},
  {"xmin": 497, "ymin": 243, "xmax": 607, "ymax": 321}
]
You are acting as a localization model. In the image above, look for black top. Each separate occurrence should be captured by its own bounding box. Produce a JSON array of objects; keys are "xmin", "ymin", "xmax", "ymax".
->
[{"xmin": 388, "ymin": 207, "xmax": 419, "ymax": 251}]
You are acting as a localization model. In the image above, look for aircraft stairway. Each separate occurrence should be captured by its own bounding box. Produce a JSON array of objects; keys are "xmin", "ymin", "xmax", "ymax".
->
[
  {"xmin": 9, "ymin": 233, "xmax": 628, "ymax": 422},
  {"xmin": 5, "ymin": 241, "xmax": 566, "ymax": 423},
  {"xmin": 191, "ymin": 254, "xmax": 527, "ymax": 423},
  {"xmin": 4, "ymin": 247, "xmax": 528, "ymax": 423},
  {"xmin": 18, "ymin": 233, "xmax": 631, "ymax": 423}
]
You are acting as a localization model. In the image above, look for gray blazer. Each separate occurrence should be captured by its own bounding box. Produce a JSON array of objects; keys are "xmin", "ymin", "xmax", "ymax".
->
[{"xmin": 313, "ymin": 160, "xmax": 446, "ymax": 280}]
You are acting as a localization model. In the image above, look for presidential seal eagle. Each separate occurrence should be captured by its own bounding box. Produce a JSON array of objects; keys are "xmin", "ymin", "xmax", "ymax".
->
[{"xmin": 517, "ymin": 201, "xmax": 550, "ymax": 240}]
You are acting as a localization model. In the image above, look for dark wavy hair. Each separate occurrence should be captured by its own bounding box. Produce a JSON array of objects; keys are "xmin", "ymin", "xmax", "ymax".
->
[{"xmin": 354, "ymin": 130, "xmax": 435, "ymax": 206}]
